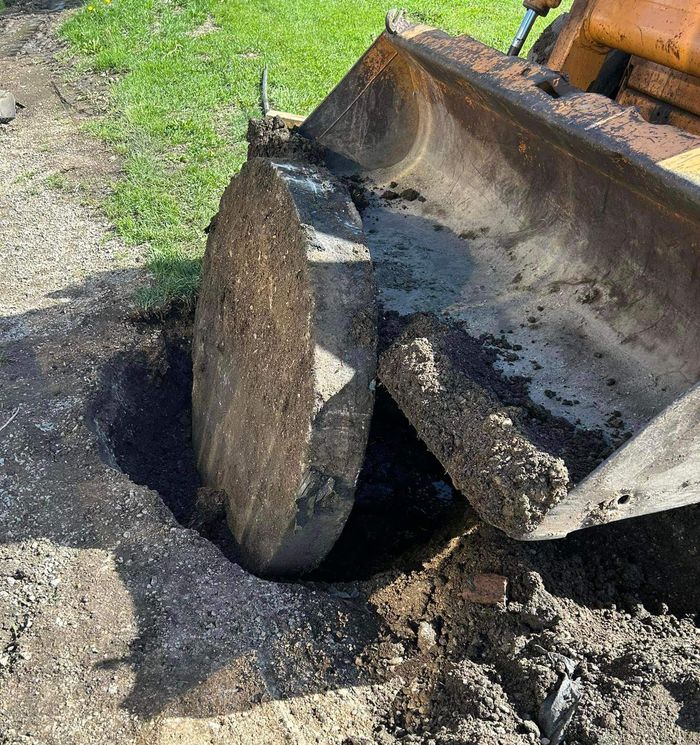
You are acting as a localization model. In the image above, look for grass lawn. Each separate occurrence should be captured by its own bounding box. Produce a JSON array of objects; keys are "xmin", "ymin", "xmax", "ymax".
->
[{"xmin": 61, "ymin": 0, "xmax": 570, "ymax": 308}]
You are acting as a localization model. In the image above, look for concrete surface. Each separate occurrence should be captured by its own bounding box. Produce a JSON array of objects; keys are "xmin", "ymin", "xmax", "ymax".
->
[{"xmin": 192, "ymin": 158, "xmax": 377, "ymax": 576}]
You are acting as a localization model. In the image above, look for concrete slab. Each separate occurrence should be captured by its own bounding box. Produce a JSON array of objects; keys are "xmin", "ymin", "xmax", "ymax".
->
[{"xmin": 192, "ymin": 158, "xmax": 377, "ymax": 576}]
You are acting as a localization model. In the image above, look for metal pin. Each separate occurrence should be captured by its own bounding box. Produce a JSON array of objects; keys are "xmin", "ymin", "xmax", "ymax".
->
[{"xmin": 508, "ymin": 8, "xmax": 539, "ymax": 57}]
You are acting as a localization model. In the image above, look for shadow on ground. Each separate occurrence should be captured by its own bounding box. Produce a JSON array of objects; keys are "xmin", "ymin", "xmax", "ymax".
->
[{"xmin": 0, "ymin": 270, "xmax": 374, "ymax": 720}]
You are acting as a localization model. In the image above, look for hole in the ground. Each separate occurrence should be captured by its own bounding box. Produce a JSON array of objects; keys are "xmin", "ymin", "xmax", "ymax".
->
[
  {"xmin": 92, "ymin": 342, "xmax": 199, "ymax": 523},
  {"xmin": 90, "ymin": 333, "xmax": 470, "ymax": 580},
  {"xmin": 312, "ymin": 387, "xmax": 472, "ymax": 580}
]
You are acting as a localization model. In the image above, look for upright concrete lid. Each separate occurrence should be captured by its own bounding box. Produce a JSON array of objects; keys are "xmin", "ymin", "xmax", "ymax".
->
[{"xmin": 192, "ymin": 158, "xmax": 377, "ymax": 577}]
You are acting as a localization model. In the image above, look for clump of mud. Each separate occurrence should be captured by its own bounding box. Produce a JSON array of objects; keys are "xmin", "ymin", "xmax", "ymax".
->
[{"xmin": 246, "ymin": 116, "xmax": 325, "ymax": 163}]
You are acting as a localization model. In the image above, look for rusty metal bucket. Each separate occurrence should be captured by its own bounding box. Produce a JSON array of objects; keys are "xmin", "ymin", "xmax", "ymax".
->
[{"xmin": 299, "ymin": 13, "xmax": 700, "ymax": 540}]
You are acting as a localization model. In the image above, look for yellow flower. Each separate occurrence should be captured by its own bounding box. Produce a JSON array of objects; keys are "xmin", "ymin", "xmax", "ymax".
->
[
  {"xmin": 86, "ymin": 4, "xmax": 95, "ymax": 10},
  {"xmin": 103, "ymin": 0, "xmax": 112, "ymax": 4}
]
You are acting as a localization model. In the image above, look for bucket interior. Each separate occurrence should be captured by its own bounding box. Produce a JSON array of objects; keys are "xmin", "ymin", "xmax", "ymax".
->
[{"xmin": 302, "ymin": 30, "xmax": 700, "ymax": 442}]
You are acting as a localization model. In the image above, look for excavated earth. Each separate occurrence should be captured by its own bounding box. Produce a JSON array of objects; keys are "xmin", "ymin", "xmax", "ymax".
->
[{"xmin": 0, "ymin": 6, "xmax": 698, "ymax": 745}]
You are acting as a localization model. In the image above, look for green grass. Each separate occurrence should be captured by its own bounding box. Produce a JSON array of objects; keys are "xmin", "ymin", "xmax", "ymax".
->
[
  {"xmin": 46, "ymin": 172, "xmax": 70, "ymax": 191},
  {"xmin": 61, "ymin": 0, "xmax": 570, "ymax": 308}
]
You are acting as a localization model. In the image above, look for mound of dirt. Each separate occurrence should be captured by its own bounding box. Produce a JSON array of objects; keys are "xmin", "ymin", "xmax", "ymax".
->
[{"xmin": 356, "ymin": 505, "xmax": 699, "ymax": 744}]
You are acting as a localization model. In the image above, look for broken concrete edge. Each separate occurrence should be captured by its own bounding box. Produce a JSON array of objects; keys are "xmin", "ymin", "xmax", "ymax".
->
[
  {"xmin": 192, "ymin": 157, "xmax": 377, "ymax": 577},
  {"xmin": 0, "ymin": 90, "xmax": 17, "ymax": 123},
  {"xmin": 377, "ymin": 313, "xmax": 608, "ymax": 540}
]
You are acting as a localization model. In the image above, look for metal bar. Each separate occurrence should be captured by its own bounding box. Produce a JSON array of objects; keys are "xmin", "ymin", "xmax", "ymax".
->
[
  {"xmin": 508, "ymin": 8, "xmax": 538, "ymax": 57},
  {"xmin": 261, "ymin": 65, "xmax": 270, "ymax": 115}
]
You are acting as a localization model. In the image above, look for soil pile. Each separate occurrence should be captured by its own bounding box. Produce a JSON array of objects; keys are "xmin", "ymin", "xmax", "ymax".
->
[{"xmin": 355, "ymin": 505, "xmax": 699, "ymax": 744}]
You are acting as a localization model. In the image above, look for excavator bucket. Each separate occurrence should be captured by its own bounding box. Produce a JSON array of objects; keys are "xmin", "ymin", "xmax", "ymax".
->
[
  {"xmin": 297, "ymin": 12, "xmax": 700, "ymax": 541},
  {"xmin": 193, "ymin": 12, "xmax": 700, "ymax": 576}
]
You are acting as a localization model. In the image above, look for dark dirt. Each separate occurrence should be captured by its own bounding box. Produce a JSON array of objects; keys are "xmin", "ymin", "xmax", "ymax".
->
[
  {"xmin": 314, "ymin": 387, "xmax": 471, "ymax": 581},
  {"xmin": 246, "ymin": 116, "xmax": 325, "ymax": 163},
  {"xmin": 91, "ymin": 332, "xmax": 200, "ymax": 526},
  {"xmin": 86, "ymin": 317, "xmax": 700, "ymax": 626}
]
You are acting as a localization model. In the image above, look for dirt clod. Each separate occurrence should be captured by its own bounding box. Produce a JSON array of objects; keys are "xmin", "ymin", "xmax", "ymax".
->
[
  {"xmin": 400, "ymin": 188, "xmax": 421, "ymax": 201},
  {"xmin": 246, "ymin": 116, "xmax": 324, "ymax": 163}
]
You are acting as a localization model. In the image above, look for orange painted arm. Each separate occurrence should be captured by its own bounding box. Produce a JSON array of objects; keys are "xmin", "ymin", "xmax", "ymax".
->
[{"xmin": 524, "ymin": 0, "xmax": 562, "ymax": 13}]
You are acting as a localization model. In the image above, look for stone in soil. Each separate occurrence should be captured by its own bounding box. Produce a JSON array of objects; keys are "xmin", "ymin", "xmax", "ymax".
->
[{"xmin": 0, "ymin": 90, "xmax": 16, "ymax": 123}]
